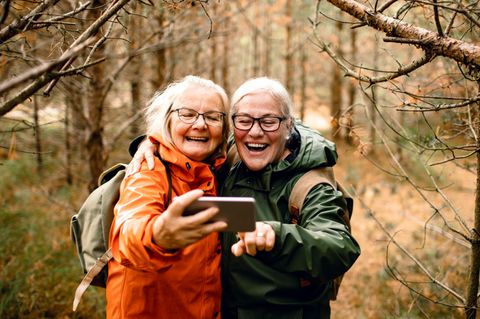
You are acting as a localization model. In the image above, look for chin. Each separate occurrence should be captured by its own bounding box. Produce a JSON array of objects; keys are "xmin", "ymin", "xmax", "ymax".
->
[{"xmin": 244, "ymin": 161, "xmax": 268, "ymax": 172}]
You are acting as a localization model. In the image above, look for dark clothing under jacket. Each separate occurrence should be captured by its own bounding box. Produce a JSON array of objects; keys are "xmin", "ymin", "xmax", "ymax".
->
[{"xmin": 220, "ymin": 123, "xmax": 361, "ymax": 319}]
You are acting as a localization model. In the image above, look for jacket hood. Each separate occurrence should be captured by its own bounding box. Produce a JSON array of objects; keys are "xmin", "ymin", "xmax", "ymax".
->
[{"xmin": 273, "ymin": 121, "xmax": 337, "ymax": 173}]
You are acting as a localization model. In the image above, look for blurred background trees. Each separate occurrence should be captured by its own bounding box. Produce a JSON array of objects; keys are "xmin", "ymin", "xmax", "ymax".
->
[{"xmin": 0, "ymin": 0, "xmax": 478, "ymax": 318}]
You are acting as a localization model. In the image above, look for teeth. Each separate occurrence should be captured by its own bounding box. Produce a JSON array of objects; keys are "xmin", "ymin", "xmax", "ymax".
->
[
  {"xmin": 247, "ymin": 143, "xmax": 266, "ymax": 148},
  {"xmin": 187, "ymin": 137, "xmax": 208, "ymax": 141}
]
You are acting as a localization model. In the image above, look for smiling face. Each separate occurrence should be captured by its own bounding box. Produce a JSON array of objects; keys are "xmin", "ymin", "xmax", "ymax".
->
[
  {"xmin": 169, "ymin": 85, "xmax": 225, "ymax": 162},
  {"xmin": 233, "ymin": 92, "xmax": 292, "ymax": 171}
]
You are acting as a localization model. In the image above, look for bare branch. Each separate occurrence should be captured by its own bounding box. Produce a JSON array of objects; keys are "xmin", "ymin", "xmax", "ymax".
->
[
  {"xmin": 0, "ymin": 0, "xmax": 133, "ymax": 116},
  {"xmin": 311, "ymin": 32, "xmax": 436, "ymax": 84},
  {"xmin": 397, "ymin": 94, "xmax": 480, "ymax": 112},
  {"xmin": 0, "ymin": 38, "xmax": 94, "ymax": 95},
  {"xmin": 0, "ymin": 0, "xmax": 60, "ymax": 43},
  {"xmin": 325, "ymin": 0, "xmax": 480, "ymax": 67},
  {"xmin": 432, "ymin": 0, "xmax": 444, "ymax": 37}
]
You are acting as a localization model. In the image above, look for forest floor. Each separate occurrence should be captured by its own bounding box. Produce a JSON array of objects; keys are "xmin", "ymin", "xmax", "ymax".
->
[{"xmin": 330, "ymin": 139, "xmax": 475, "ymax": 319}]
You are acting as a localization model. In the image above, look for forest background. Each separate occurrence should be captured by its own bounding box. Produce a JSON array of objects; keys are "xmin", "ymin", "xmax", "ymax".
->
[{"xmin": 1, "ymin": 0, "xmax": 479, "ymax": 318}]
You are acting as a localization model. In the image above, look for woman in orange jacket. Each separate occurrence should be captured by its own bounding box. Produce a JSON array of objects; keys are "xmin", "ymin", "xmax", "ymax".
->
[{"xmin": 106, "ymin": 75, "xmax": 230, "ymax": 319}]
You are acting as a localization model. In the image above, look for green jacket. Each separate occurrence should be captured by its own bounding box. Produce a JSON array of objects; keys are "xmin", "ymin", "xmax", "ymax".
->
[{"xmin": 220, "ymin": 124, "xmax": 361, "ymax": 319}]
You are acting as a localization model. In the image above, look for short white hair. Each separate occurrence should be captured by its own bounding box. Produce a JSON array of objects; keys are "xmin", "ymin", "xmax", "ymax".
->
[
  {"xmin": 144, "ymin": 75, "xmax": 230, "ymax": 154},
  {"xmin": 231, "ymin": 77, "xmax": 293, "ymax": 118}
]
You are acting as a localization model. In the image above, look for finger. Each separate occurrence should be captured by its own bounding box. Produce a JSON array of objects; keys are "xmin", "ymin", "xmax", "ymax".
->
[
  {"xmin": 127, "ymin": 159, "xmax": 141, "ymax": 176},
  {"xmin": 184, "ymin": 206, "xmax": 221, "ymax": 226},
  {"xmin": 264, "ymin": 224, "xmax": 276, "ymax": 252},
  {"xmin": 145, "ymin": 151, "xmax": 155, "ymax": 170},
  {"xmin": 243, "ymin": 231, "xmax": 258, "ymax": 256},
  {"xmin": 231, "ymin": 240, "xmax": 246, "ymax": 257},
  {"xmin": 199, "ymin": 220, "xmax": 228, "ymax": 235},
  {"xmin": 255, "ymin": 229, "xmax": 267, "ymax": 251},
  {"xmin": 167, "ymin": 189, "xmax": 204, "ymax": 216},
  {"xmin": 125, "ymin": 164, "xmax": 134, "ymax": 177}
]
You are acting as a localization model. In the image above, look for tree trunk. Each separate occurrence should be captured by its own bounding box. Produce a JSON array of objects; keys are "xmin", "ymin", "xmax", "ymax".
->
[
  {"xmin": 153, "ymin": 7, "xmax": 166, "ymax": 90},
  {"xmin": 33, "ymin": 95, "xmax": 43, "ymax": 174},
  {"xmin": 345, "ymin": 26, "xmax": 357, "ymax": 145},
  {"xmin": 222, "ymin": 31, "xmax": 230, "ymax": 95},
  {"xmin": 263, "ymin": 7, "xmax": 271, "ymax": 77},
  {"xmin": 252, "ymin": 2, "xmax": 260, "ymax": 76},
  {"xmin": 330, "ymin": 20, "xmax": 343, "ymax": 140},
  {"xmin": 210, "ymin": 4, "xmax": 217, "ymax": 83},
  {"xmin": 285, "ymin": 0, "xmax": 293, "ymax": 93},
  {"xmin": 129, "ymin": 4, "xmax": 143, "ymax": 136},
  {"xmin": 465, "ymin": 94, "xmax": 480, "ymax": 319},
  {"xmin": 64, "ymin": 101, "xmax": 73, "ymax": 185},
  {"xmin": 299, "ymin": 47, "xmax": 307, "ymax": 121},
  {"xmin": 368, "ymin": 41, "xmax": 379, "ymax": 152},
  {"xmin": 86, "ymin": 0, "xmax": 107, "ymax": 192},
  {"xmin": 129, "ymin": 4, "xmax": 142, "ymax": 136},
  {"xmin": 193, "ymin": 30, "xmax": 201, "ymax": 74}
]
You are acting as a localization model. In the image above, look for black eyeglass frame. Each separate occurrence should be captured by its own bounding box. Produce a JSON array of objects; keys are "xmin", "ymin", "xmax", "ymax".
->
[
  {"xmin": 171, "ymin": 107, "xmax": 226, "ymax": 127},
  {"xmin": 231, "ymin": 114, "xmax": 287, "ymax": 132}
]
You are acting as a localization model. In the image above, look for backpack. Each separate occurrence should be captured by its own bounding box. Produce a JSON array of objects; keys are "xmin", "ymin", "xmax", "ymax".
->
[
  {"xmin": 70, "ymin": 158, "xmax": 172, "ymax": 311},
  {"xmin": 288, "ymin": 166, "xmax": 353, "ymax": 301}
]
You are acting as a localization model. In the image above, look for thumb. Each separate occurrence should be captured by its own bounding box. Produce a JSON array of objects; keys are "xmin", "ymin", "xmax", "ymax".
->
[{"xmin": 231, "ymin": 241, "xmax": 245, "ymax": 257}]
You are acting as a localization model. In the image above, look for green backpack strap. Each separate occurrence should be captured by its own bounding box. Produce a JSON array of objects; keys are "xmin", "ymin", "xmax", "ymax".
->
[{"xmin": 288, "ymin": 166, "xmax": 353, "ymax": 301}]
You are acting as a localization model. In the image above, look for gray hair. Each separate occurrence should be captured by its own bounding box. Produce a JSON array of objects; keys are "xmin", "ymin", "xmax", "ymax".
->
[
  {"xmin": 144, "ymin": 75, "xmax": 230, "ymax": 155},
  {"xmin": 230, "ymin": 77, "xmax": 294, "ymax": 119}
]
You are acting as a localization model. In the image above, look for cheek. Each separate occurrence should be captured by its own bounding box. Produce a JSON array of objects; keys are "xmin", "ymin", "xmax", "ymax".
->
[
  {"xmin": 209, "ymin": 127, "xmax": 224, "ymax": 145},
  {"xmin": 234, "ymin": 129, "xmax": 248, "ymax": 142},
  {"xmin": 171, "ymin": 122, "xmax": 189, "ymax": 140}
]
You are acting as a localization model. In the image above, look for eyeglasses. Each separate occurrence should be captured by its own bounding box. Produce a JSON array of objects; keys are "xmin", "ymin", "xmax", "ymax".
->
[
  {"xmin": 172, "ymin": 108, "xmax": 225, "ymax": 127},
  {"xmin": 232, "ymin": 114, "xmax": 286, "ymax": 132}
]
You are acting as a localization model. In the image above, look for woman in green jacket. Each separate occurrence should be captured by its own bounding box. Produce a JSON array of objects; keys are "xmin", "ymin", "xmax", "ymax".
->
[
  {"xmin": 130, "ymin": 77, "xmax": 360, "ymax": 319},
  {"xmin": 221, "ymin": 77, "xmax": 360, "ymax": 319}
]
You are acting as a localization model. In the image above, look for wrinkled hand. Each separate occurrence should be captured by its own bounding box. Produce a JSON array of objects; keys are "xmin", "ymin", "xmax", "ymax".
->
[
  {"xmin": 231, "ymin": 222, "xmax": 275, "ymax": 257},
  {"xmin": 126, "ymin": 138, "xmax": 157, "ymax": 176},
  {"xmin": 153, "ymin": 189, "xmax": 228, "ymax": 250}
]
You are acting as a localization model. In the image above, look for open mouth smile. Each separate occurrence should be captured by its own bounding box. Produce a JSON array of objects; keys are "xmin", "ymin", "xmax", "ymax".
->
[
  {"xmin": 186, "ymin": 136, "xmax": 209, "ymax": 142},
  {"xmin": 246, "ymin": 143, "xmax": 268, "ymax": 152}
]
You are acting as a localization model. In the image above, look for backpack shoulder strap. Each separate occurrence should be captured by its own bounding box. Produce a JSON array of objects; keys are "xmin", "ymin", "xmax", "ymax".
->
[
  {"xmin": 156, "ymin": 152, "xmax": 172, "ymax": 208},
  {"xmin": 288, "ymin": 166, "xmax": 336, "ymax": 223},
  {"xmin": 98, "ymin": 163, "xmax": 128, "ymax": 186},
  {"xmin": 288, "ymin": 166, "xmax": 352, "ymax": 230},
  {"xmin": 73, "ymin": 249, "xmax": 113, "ymax": 311}
]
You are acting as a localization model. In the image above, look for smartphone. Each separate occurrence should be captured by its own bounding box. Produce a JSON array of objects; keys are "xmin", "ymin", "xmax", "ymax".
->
[{"xmin": 184, "ymin": 196, "xmax": 256, "ymax": 232}]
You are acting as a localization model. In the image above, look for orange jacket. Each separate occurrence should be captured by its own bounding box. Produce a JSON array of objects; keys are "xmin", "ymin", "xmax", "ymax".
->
[{"xmin": 106, "ymin": 135, "xmax": 225, "ymax": 319}]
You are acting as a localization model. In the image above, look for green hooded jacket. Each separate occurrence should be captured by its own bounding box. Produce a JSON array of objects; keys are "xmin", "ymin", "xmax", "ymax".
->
[{"xmin": 220, "ymin": 123, "xmax": 361, "ymax": 319}]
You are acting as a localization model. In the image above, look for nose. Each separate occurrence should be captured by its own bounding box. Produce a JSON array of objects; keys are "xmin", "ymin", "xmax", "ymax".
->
[
  {"xmin": 248, "ymin": 120, "xmax": 264, "ymax": 136},
  {"xmin": 192, "ymin": 114, "xmax": 207, "ymax": 128}
]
